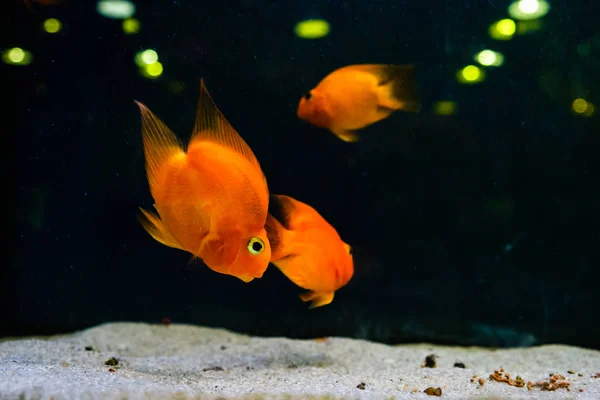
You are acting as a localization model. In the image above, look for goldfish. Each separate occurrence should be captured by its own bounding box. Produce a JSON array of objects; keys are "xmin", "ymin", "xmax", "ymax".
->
[
  {"xmin": 265, "ymin": 194, "xmax": 354, "ymax": 308},
  {"xmin": 297, "ymin": 64, "xmax": 421, "ymax": 143},
  {"xmin": 135, "ymin": 79, "xmax": 271, "ymax": 283}
]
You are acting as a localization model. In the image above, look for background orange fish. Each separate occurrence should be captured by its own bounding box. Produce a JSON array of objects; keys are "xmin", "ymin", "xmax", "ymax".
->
[
  {"xmin": 135, "ymin": 79, "xmax": 271, "ymax": 283},
  {"xmin": 265, "ymin": 194, "xmax": 354, "ymax": 308},
  {"xmin": 297, "ymin": 64, "xmax": 421, "ymax": 143}
]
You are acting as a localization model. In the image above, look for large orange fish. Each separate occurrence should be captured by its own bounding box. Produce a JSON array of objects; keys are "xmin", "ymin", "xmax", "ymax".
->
[
  {"xmin": 135, "ymin": 79, "xmax": 271, "ymax": 283},
  {"xmin": 297, "ymin": 64, "xmax": 421, "ymax": 143},
  {"xmin": 265, "ymin": 194, "xmax": 354, "ymax": 308}
]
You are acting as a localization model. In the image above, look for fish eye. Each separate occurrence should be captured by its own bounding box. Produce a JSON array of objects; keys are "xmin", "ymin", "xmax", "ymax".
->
[
  {"xmin": 247, "ymin": 237, "xmax": 265, "ymax": 255},
  {"xmin": 304, "ymin": 91, "xmax": 312, "ymax": 100}
]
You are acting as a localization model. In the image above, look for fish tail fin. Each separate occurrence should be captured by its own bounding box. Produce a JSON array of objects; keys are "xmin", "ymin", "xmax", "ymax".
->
[
  {"xmin": 299, "ymin": 291, "xmax": 335, "ymax": 309},
  {"xmin": 376, "ymin": 65, "xmax": 421, "ymax": 113},
  {"xmin": 134, "ymin": 100, "xmax": 185, "ymax": 194},
  {"xmin": 137, "ymin": 207, "xmax": 183, "ymax": 250},
  {"xmin": 332, "ymin": 129, "xmax": 360, "ymax": 143}
]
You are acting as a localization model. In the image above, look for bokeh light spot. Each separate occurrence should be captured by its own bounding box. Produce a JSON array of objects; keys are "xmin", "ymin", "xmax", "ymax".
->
[
  {"xmin": 146, "ymin": 63, "xmax": 163, "ymax": 77},
  {"xmin": 475, "ymin": 50, "xmax": 505, "ymax": 67},
  {"xmin": 2, "ymin": 47, "xmax": 33, "ymax": 66},
  {"xmin": 456, "ymin": 65, "xmax": 485, "ymax": 84},
  {"xmin": 508, "ymin": 0, "xmax": 550, "ymax": 20},
  {"xmin": 433, "ymin": 101, "xmax": 457, "ymax": 116},
  {"xmin": 43, "ymin": 18, "xmax": 62, "ymax": 33},
  {"xmin": 497, "ymin": 19, "xmax": 517, "ymax": 35},
  {"xmin": 572, "ymin": 98, "xmax": 588, "ymax": 114},
  {"xmin": 141, "ymin": 50, "xmax": 158, "ymax": 65},
  {"xmin": 135, "ymin": 49, "xmax": 159, "ymax": 67},
  {"xmin": 520, "ymin": 0, "xmax": 540, "ymax": 14},
  {"xmin": 97, "ymin": 0, "xmax": 135, "ymax": 19},
  {"xmin": 294, "ymin": 19, "xmax": 330, "ymax": 39},
  {"xmin": 489, "ymin": 19, "xmax": 516, "ymax": 40},
  {"xmin": 122, "ymin": 18, "xmax": 140, "ymax": 34},
  {"xmin": 144, "ymin": 62, "xmax": 163, "ymax": 78}
]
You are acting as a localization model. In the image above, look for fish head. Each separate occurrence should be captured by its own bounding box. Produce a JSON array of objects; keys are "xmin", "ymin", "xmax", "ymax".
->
[
  {"xmin": 296, "ymin": 89, "xmax": 331, "ymax": 128},
  {"xmin": 228, "ymin": 228, "xmax": 272, "ymax": 283}
]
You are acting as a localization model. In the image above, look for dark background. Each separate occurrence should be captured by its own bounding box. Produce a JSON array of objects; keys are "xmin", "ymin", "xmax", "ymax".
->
[{"xmin": 4, "ymin": 0, "xmax": 599, "ymax": 349}]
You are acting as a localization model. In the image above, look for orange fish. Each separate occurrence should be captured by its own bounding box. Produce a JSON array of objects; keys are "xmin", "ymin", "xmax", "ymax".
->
[
  {"xmin": 265, "ymin": 194, "xmax": 354, "ymax": 308},
  {"xmin": 135, "ymin": 79, "xmax": 271, "ymax": 283},
  {"xmin": 297, "ymin": 64, "xmax": 421, "ymax": 143}
]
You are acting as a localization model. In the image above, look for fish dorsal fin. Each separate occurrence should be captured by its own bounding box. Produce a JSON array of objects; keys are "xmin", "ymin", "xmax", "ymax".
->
[
  {"xmin": 267, "ymin": 194, "xmax": 306, "ymax": 262},
  {"xmin": 268, "ymin": 194, "xmax": 295, "ymax": 230},
  {"xmin": 135, "ymin": 100, "xmax": 185, "ymax": 193},
  {"xmin": 273, "ymin": 194, "xmax": 330, "ymax": 233},
  {"xmin": 343, "ymin": 64, "xmax": 411, "ymax": 85},
  {"xmin": 265, "ymin": 214, "xmax": 285, "ymax": 256},
  {"xmin": 190, "ymin": 79, "xmax": 263, "ymax": 174}
]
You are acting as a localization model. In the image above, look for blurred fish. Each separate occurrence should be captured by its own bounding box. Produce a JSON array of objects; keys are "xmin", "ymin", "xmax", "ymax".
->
[
  {"xmin": 135, "ymin": 79, "xmax": 271, "ymax": 283},
  {"xmin": 297, "ymin": 64, "xmax": 421, "ymax": 143},
  {"xmin": 24, "ymin": 0, "xmax": 64, "ymax": 12},
  {"xmin": 266, "ymin": 194, "xmax": 354, "ymax": 308}
]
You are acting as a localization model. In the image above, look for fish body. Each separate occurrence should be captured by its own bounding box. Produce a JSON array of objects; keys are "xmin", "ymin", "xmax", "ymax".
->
[
  {"xmin": 136, "ymin": 79, "xmax": 271, "ymax": 283},
  {"xmin": 297, "ymin": 64, "xmax": 421, "ymax": 142},
  {"xmin": 265, "ymin": 194, "xmax": 353, "ymax": 308}
]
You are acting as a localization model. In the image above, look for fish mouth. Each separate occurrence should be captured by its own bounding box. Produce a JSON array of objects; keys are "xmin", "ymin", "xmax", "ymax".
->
[
  {"xmin": 236, "ymin": 269, "xmax": 265, "ymax": 282},
  {"xmin": 296, "ymin": 102, "xmax": 307, "ymax": 119}
]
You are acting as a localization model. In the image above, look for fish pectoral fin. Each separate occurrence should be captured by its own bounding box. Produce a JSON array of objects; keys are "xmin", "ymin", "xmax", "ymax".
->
[
  {"xmin": 332, "ymin": 129, "xmax": 360, "ymax": 143},
  {"xmin": 299, "ymin": 291, "xmax": 335, "ymax": 309},
  {"xmin": 198, "ymin": 233, "xmax": 239, "ymax": 275},
  {"xmin": 189, "ymin": 79, "xmax": 266, "ymax": 180},
  {"xmin": 137, "ymin": 207, "xmax": 183, "ymax": 250},
  {"xmin": 368, "ymin": 64, "xmax": 421, "ymax": 113}
]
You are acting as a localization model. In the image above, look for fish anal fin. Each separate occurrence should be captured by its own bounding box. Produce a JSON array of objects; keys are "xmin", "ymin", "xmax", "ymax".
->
[
  {"xmin": 299, "ymin": 291, "xmax": 335, "ymax": 309},
  {"xmin": 332, "ymin": 129, "xmax": 360, "ymax": 143},
  {"xmin": 189, "ymin": 79, "xmax": 265, "ymax": 177},
  {"xmin": 137, "ymin": 207, "xmax": 183, "ymax": 250},
  {"xmin": 134, "ymin": 100, "xmax": 185, "ymax": 193},
  {"xmin": 374, "ymin": 64, "xmax": 421, "ymax": 113}
]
